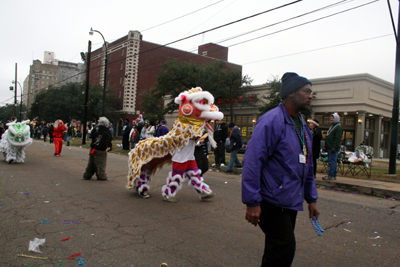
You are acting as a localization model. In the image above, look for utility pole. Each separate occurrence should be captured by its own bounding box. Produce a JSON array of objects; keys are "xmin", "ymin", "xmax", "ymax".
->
[
  {"xmin": 389, "ymin": 3, "xmax": 400, "ymax": 174},
  {"xmin": 82, "ymin": 40, "xmax": 91, "ymax": 145},
  {"xmin": 14, "ymin": 63, "xmax": 17, "ymax": 117}
]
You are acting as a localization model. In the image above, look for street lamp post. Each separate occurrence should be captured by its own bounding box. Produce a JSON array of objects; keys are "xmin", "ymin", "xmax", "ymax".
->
[
  {"xmin": 89, "ymin": 27, "xmax": 107, "ymax": 116},
  {"xmin": 10, "ymin": 80, "xmax": 23, "ymax": 121}
]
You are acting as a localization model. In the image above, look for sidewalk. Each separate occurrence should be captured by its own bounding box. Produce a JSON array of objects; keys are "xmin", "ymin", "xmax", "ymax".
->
[
  {"xmin": 217, "ymin": 164, "xmax": 400, "ymax": 200},
  {"xmin": 314, "ymin": 173, "xmax": 400, "ymax": 200}
]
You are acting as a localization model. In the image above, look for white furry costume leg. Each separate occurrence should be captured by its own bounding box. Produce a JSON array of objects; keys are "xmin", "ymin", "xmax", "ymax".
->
[
  {"xmin": 162, "ymin": 167, "xmax": 213, "ymax": 199},
  {"xmin": 135, "ymin": 170, "xmax": 151, "ymax": 194}
]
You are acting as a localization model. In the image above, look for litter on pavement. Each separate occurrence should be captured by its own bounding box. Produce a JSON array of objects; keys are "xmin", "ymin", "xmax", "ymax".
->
[{"xmin": 28, "ymin": 238, "xmax": 46, "ymax": 253}]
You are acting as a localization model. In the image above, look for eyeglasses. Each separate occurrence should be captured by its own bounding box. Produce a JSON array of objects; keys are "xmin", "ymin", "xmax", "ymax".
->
[{"xmin": 302, "ymin": 89, "xmax": 313, "ymax": 96}]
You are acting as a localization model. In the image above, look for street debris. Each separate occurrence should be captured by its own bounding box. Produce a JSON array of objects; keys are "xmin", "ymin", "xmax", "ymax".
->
[
  {"xmin": 61, "ymin": 236, "xmax": 73, "ymax": 241},
  {"xmin": 62, "ymin": 220, "xmax": 81, "ymax": 224},
  {"xmin": 28, "ymin": 238, "xmax": 46, "ymax": 253},
  {"xmin": 344, "ymin": 229, "xmax": 351, "ymax": 232},
  {"xmin": 41, "ymin": 219, "xmax": 52, "ymax": 223},
  {"xmin": 17, "ymin": 254, "xmax": 48, "ymax": 260},
  {"xmin": 68, "ymin": 253, "xmax": 81, "ymax": 260}
]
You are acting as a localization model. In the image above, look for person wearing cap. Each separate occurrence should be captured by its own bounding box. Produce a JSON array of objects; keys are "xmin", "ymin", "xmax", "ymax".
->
[
  {"xmin": 52, "ymin": 119, "xmax": 66, "ymax": 156},
  {"xmin": 242, "ymin": 72, "xmax": 319, "ymax": 266},
  {"xmin": 226, "ymin": 122, "xmax": 243, "ymax": 173},
  {"xmin": 323, "ymin": 113, "xmax": 343, "ymax": 181},
  {"xmin": 309, "ymin": 118, "xmax": 322, "ymax": 177},
  {"xmin": 213, "ymin": 119, "xmax": 228, "ymax": 167},
  {"xmin": 156, "ymin": 120, "xmax": 169, "ymax": 137}
]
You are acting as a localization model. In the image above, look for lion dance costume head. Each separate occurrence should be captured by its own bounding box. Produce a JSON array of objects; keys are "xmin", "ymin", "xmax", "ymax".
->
[{"xmin": 0, "ymin": 120, "xmax": 32, "ymax": 163}]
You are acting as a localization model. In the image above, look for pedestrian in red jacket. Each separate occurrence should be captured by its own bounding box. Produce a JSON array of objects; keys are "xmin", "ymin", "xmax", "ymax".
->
[{"xmin": 53, "ymin": 120, "xmax": 66, "ymax": 156}]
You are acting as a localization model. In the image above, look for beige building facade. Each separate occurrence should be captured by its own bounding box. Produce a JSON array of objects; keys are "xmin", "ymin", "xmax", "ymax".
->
[{"xmin": 164, "ymin": 73, "xmax": 398, "ymax": 158}]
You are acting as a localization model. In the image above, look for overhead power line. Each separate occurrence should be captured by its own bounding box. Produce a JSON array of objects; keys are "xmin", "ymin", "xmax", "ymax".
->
[
  {"xmin": 242, "ymin": 34, "xmax": 393, "ymax": 65},
  {"xmin": 228, "ymin": 0, "xmax": 379, "ymax": 48},
  {"xmin": 141, "ymin": 0, "xmax": 226, "ymax": 32},
  {"xmin": 27, "ymin": 0, "xmax": 379, "ymax": 94}
]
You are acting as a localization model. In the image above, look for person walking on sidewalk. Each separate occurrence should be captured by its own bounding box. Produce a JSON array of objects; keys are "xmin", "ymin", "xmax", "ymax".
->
[
  {"xmin": 83, "ymin": 117, "xmax": 112, "ymax": 181},
  {"xmin": 52, "ymin": 120, "xmax": 66, "ymax": 156},
  {"xmin": 323, "ymin": 113, "xmax": 343, "ymax": 181},
  {"xmin": 226, "ymin": 122, "xmax": 242, "ymax": 173},
  {"xmin": 66, "ymin": 122, "xmax": 74, "ymax": 146},
  {"xmin": 213, "ymin": 119, "xmax": 228, "ymax": 167},
  {"xmin": 309, "ymin": 118, "xmax": 322, "ymax": 177},
  {"xmin": 48, "ymin": 123, "xmax": 54, "ymax": 143},
  {"xmin": 242, "ymin": 72, "xmax": 320, "ymax": 267}
]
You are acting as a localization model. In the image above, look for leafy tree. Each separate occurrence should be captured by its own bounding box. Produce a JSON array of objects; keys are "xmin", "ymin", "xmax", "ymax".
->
[
  {"xmin": 258, "ymin": 75, "xmax": 282, "ymax": 115},
  {"xmin": 0, "ymin": 103, "xmax": 28, "ymax": 123},
  {"xmin": 141, "ymin": 59, "xmax": 252, "ymax": 119},
  {"xmin": 28, "ymin": 83, "xmax": 118, "ymax": 123}
]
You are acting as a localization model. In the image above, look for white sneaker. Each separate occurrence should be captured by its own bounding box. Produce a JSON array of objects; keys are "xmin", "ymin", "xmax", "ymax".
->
[
  {"xmin": 201, "ymin": 192, "xmax": 216, "ymax": 201},
  {"xmin": 211, "ymin": 163, "xmax": 216, "ymax": 167},
  {"xmin": 220, "ymin": 163, "xmax": 225, "ymax": 167}
]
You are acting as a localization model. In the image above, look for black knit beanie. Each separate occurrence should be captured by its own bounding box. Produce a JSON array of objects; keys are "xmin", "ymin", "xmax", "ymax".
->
[{"xmin": 280, "ymin": 72, "xmax": 312, "ymax": 100}]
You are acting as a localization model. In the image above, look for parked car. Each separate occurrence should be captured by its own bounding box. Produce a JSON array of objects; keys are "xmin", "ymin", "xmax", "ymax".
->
[{"xmin": 225, "ymin": 138, "xmax": 247, "ymax": 154}]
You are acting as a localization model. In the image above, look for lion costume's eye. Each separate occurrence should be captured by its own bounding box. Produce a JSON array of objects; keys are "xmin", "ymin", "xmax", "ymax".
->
[{"xmin": 199, "ymin": 99, "xmax": 208, "ymax": 105}]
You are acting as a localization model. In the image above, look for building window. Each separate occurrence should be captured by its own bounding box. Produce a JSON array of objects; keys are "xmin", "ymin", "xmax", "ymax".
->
[
  {"xmin": 120, "ymin": 62, "xmax": 123, "ymax": 70},
  {"xmin": 323, "ymin": 115, "xmax": 331, "ymax": 125},
  {"xmin": 344, "ymin": 116, "xmax": 355, "ymax": 126},
  {"xmin": 121, "ymin": 48, "xmax": 124, "ymax": 56},
  {"xmin": 119, "ymin": 91, "xmax": 121, "ymax": 98},
  {"xmin": 202, "ymin": 51, "xmax": 207, "ymax": 56},
  {"xmin": 97, "ymin": 71, "xmax": 99, "ymax": 77},
  {"xmin": 120, "ymin": 77, "xmax": 123, "ymax": 84},
  {"xmin": 108, "ymin": 67, "xmax": 110, "ymax": 74},
  {"xmin": 364, "ymin": 118, "xmax": 375, "ymax": 146},
  {"xmin": 313, "ymin": 115, "xmax": 323, "ymax": 124}
]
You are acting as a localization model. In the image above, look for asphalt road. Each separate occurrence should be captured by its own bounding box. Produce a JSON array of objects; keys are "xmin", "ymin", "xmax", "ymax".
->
[{"xmin": 0, "ymin": 140, "xmax": 399, "ymax": 267}]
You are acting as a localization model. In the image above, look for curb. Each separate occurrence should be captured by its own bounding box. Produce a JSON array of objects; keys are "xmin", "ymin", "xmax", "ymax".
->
[{"xmin": 315, "ymin": 180, "xmax": 400, "ymax": 199}]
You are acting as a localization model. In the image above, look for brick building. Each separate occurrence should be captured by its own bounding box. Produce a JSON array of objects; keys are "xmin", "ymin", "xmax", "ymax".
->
[{"xmin": 88, "ymin": 30, "xmax": 242, "ymax": 135}]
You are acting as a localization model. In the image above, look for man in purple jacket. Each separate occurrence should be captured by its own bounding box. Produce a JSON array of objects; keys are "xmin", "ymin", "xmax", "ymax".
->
[{"xmin": 242, "ymin": 72, "xmax": 320, "ymax": 267}]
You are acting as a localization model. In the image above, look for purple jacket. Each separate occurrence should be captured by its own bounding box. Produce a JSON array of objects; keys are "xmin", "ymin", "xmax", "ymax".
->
[{"xmin": 242, "ymin": 103, "xmax": 318, "ymax": 211}]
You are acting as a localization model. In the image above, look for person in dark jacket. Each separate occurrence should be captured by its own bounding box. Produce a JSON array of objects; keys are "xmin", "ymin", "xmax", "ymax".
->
[
  {"xmin": 156, "ymin": 120, "xmax": 169, "ymax": 137},
  {"xmin": 42, "ymin": 123, "xmax": 49, "ymax": 142},
  {"xmin": 309, "ymin": 118, "xmax": 322, "ymax": 177},
  {"xmin": 213, "ymin": 119, "xmax": 228, "ymax": 167},
  {"xmin": 48, "ymin": 123, "xmax": 54, "ymax": 143},
  {"xmin": 323, "ymin": 113, "xmax": 343, "ymax": 181},
  {"xmin": 226, "ymin": 122, "xmax": 243, "ymax": 173},
  {"xmin": 83, "ymin": 117, "xmax": 112, "ymax": 181},
  {"xmin": 194, "ymin": 131, "xmax": 209, "ymax": 176},
  {"xmin": 242, "ymin": 72, "xmax": 319, "ymax": 267},
  {"xmin": 121, "ymin": 118, "xmax": 131, "ymax": 150}
]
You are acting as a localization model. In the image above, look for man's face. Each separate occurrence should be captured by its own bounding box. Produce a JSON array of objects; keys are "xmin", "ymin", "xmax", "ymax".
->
[
  {"xmin": 217, "ymin": 120, "xmax": 223, "ymax": 124},
  {"xmin": 293, "ymin": 84, "xmax": 313, "ymax": 111}
]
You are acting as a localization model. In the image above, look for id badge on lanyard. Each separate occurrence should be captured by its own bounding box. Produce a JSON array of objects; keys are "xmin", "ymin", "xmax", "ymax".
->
[{"xmin": 299, "ymin": 154, "xmax": 306, "ymax": 164}]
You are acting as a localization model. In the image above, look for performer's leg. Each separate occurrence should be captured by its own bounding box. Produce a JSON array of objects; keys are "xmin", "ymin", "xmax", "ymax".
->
[
  {"xmin": 15, "ymin": 147, "xmax": 25, "ymax": 163},
  {"xmin": 94, "ymin": 150, "xmax": 108, "ymax": 180},
  {"xmin": 187, "ymin": 167, "xmax": 215, "ymax": 200},
  {"xmin": 6, "ymin": 147, "xmax": 17, "ymax": 163},
  {"xmin": 135, "ymin": 168, "xmax": 151, "ymax": 198},
  {"xmin": 54, "ymin": 138, "xmax": 59, "ymax": 155},
  {"xmin": 83, "ymin": 153, "xmax": 95, "ymax": 180},
  {"xmin": 162, "ymin": 168, "xmax": 186, "ymax": 202}
]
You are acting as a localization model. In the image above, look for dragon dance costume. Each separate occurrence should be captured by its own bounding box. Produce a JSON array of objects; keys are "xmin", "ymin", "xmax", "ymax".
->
[
  {"xmin": 0, "ymin": 120, "xmax": 32, "ymax": 164},
  {"xmin": 127, "ymin": 87, "xmax": 223, "ymax": 202}
]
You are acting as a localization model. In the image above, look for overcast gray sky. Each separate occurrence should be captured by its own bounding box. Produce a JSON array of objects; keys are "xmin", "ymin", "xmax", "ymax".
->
[{"xmin": 0, "ymin": 0, "xmax": 398, "ymax": 106}]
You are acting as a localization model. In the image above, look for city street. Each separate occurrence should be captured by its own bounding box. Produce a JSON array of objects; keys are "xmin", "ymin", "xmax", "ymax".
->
[{"xmin": 0, "ymin": 140, "xmax": 399, "ymax": 267}]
